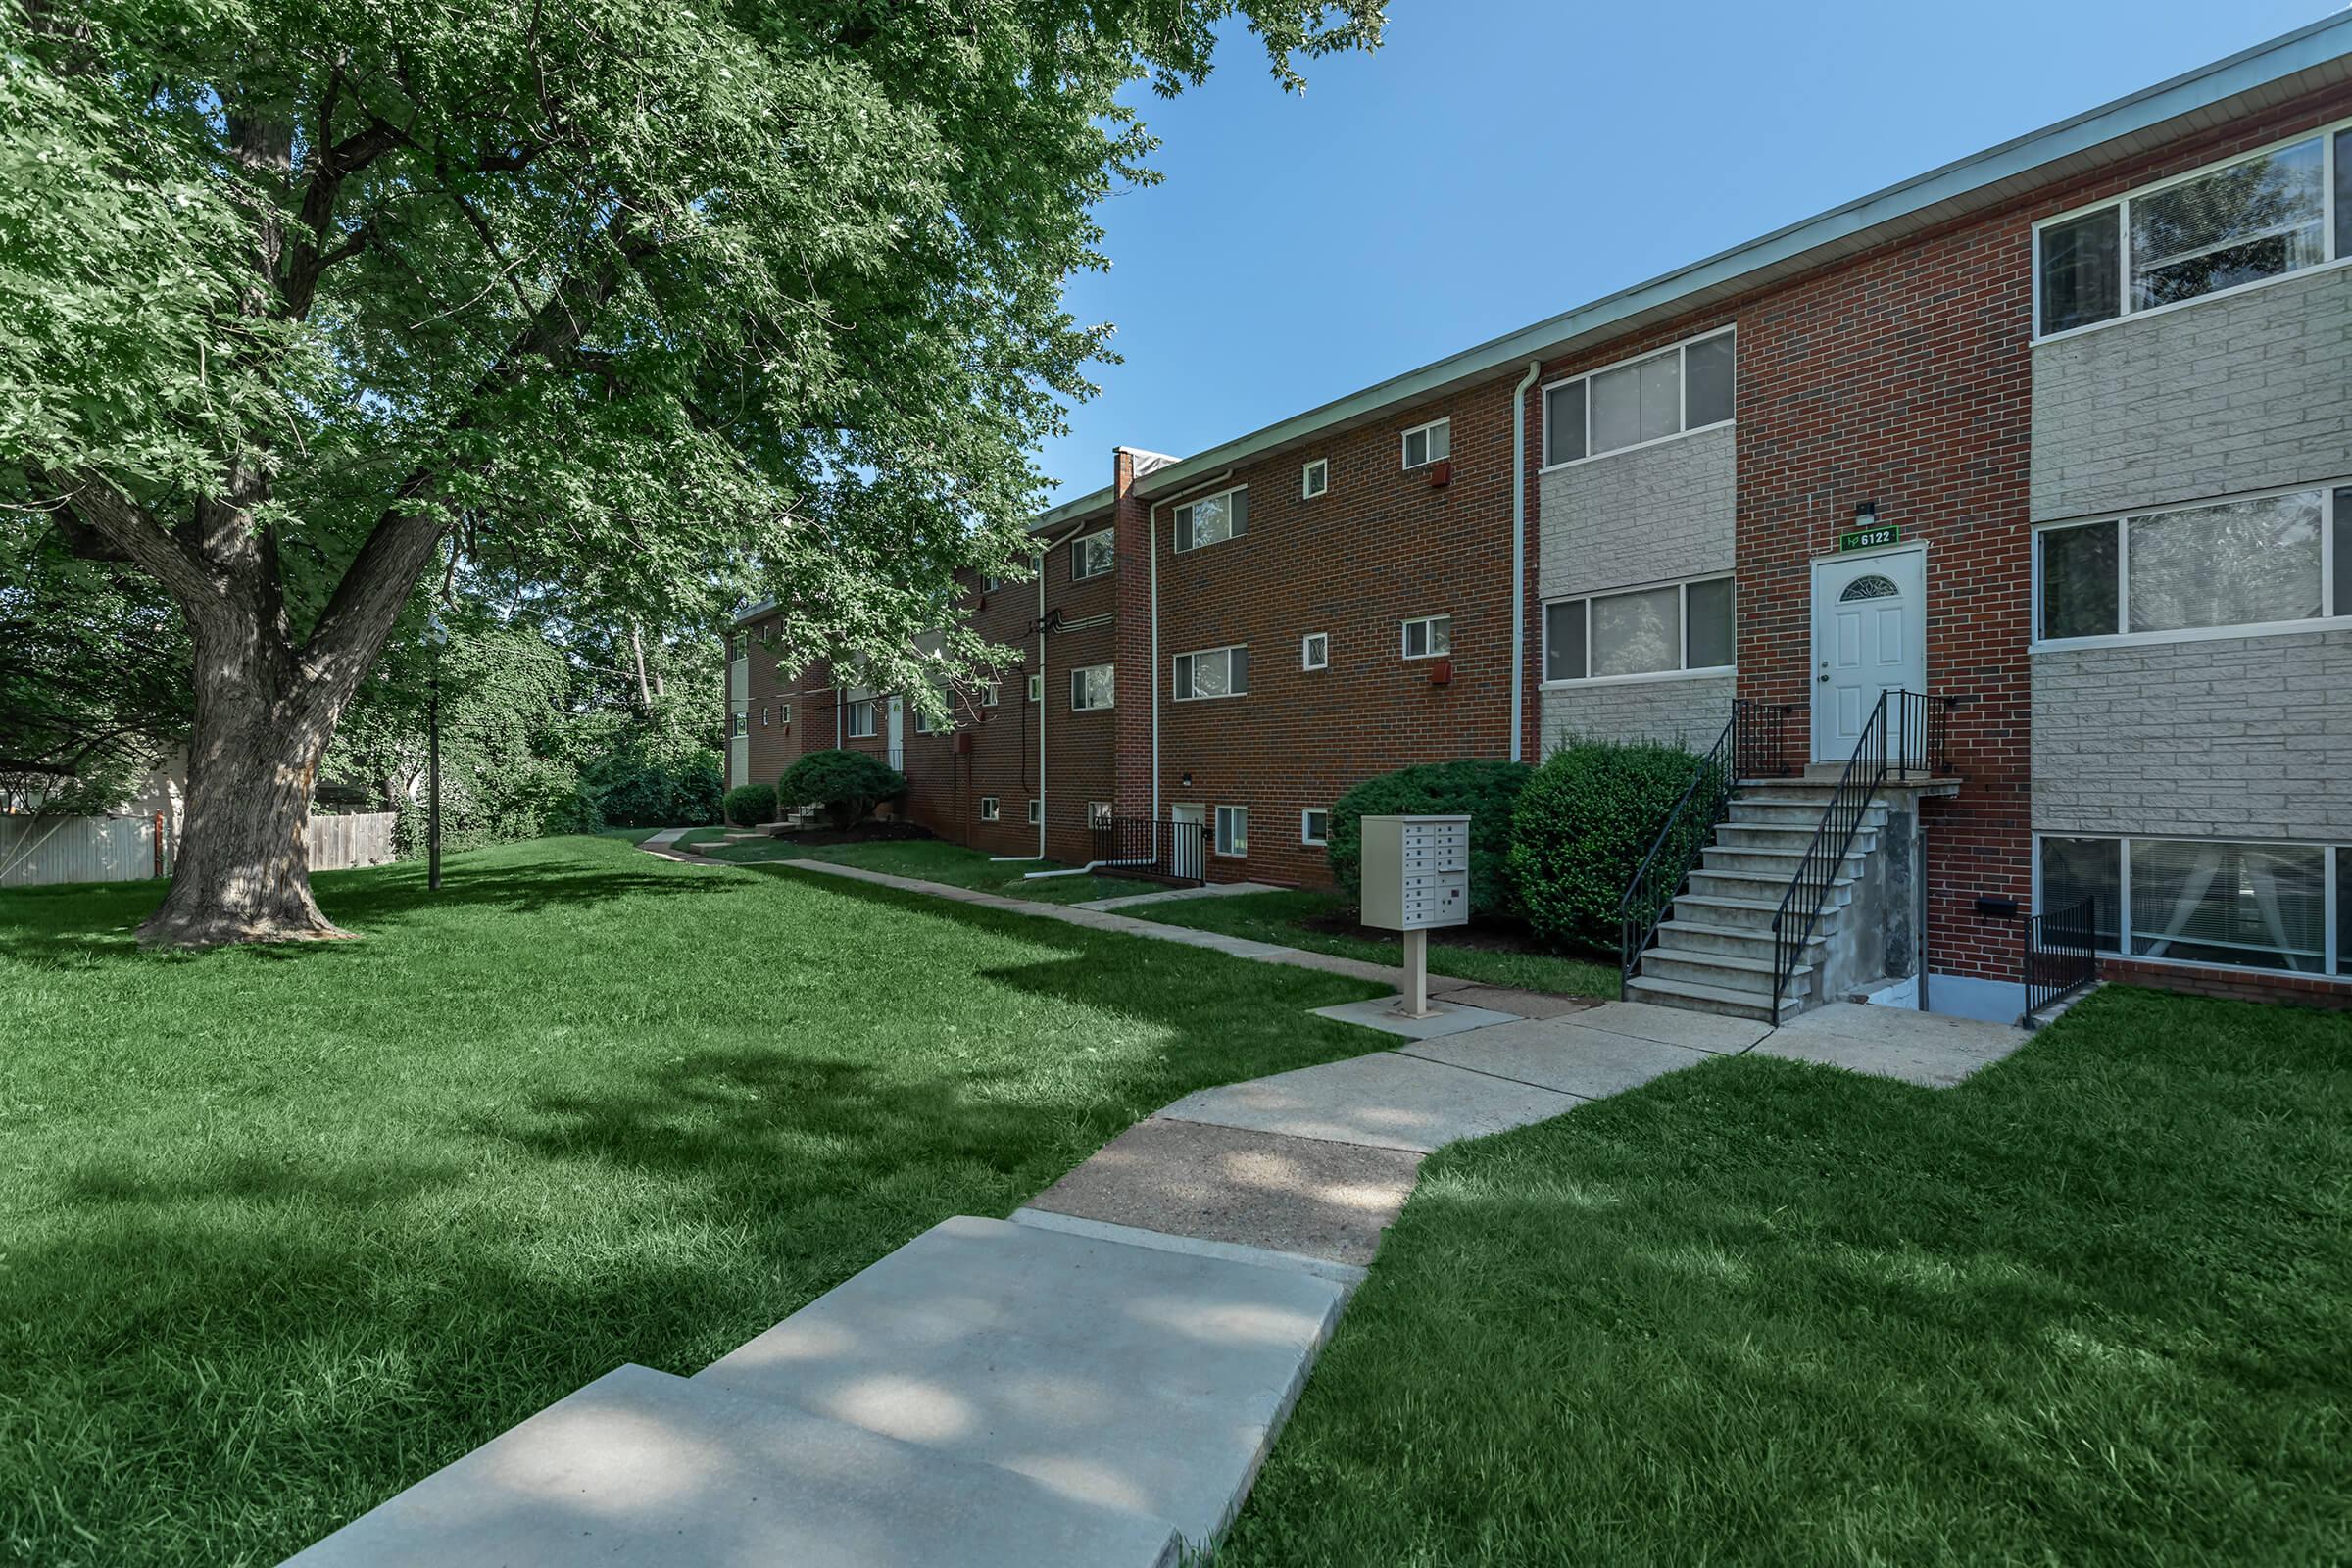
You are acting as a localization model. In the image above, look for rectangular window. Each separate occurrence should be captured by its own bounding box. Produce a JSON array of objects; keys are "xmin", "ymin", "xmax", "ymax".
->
[
  {"xmin": 846, "ymin": 699, "xmax": 876, "ymax": 738},
  {"xmin": 730, "ymin": 710, "xmax": 748, "ymax": 738},
  {"xmin": 1301, "ymin": 459, "xmax": 1329, "ymax": 499},
  {"xmin": 1215, "ymin": 806, "xmax": 1249, "ymax": 858},
  {"xmin": 1172, "ymin": 644, "xmax": 1249, "ymax": 701},
  {"xmin": 730, "ymin": 633, "xmax": 749, "ymax": 662},
  {"xmin": 1069, "ymin": 664, "xmax": 1114, "ymax": 710},
  {"xmin": 1089, "ymin": 801, "xmax": 1113, "ymax": 830},
  {"xmin": 2035, "ymin": 124, "xmax": 2346, "ymax": 335},
  {"xmin": 982, "ymin": 573, "xmax": 1004, "ymax": 593},
  {"xmin": 979, "ymin": 796, "xmax": 1000, "ymax": 822},
  {"xmin": 2034, "ymin": 486, "xmax": 2341, "ymax": 643},
  {"xmin": 1544, "ymin": 577, "xmax": 1735, "ymax": 681},
  {"xmin": 1174, "ymin": 487, "xmax": 1249, "ymax": 553},
  {"xmin": 2040, "ymin": 835, "xmax": 2342, "ymax": 976},
  {"xmin": 1400, "ymin": 614, "xmax": 1451, "ymax": 661},
  {"xmin": 779, "ymin": 703, "xmax": 791, "ymax": 727},
  {"xmin": 1072, "ymin": 527, "xmax": 1114, "ymax": 580},
  {"xmin": 1400, "ymin": 417, "xmax": 1451, "ymax": 470},
  {"xmin": 1300, "ymin": 631, "xmax": 1329, "ymax": 670},
  {"xmin": 977, "ymin": 681, "xmax": 1000, "ymax": 707},
  {"xmin": 1027, "ymin": 672, "xmax": 1043, "ymax": 704},
  {"xmin": 1544, "ymin": 330, "xmax": 1735, "ymax": 466},
  {"xmin": 1301, "ymin": 808, "xmax": 1330, "ymax": 846},
  {"xmin": 1028, "ymin": 798, "xmax": 1042, "ymax": 826}
]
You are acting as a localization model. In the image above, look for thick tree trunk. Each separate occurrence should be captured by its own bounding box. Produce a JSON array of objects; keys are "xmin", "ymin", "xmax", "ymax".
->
[{"xmin": 137, "ymin": 628, "xmax": 345, "ymax": 946}]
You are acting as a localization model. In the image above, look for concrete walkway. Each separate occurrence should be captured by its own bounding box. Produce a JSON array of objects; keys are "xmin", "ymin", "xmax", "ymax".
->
[
  {"xmin": 1072, "ymin": 879, "xmax": 1282, "ymax": 911},
  {"xmin": 281, "ymin": 840, "xmax": 2033, "ymax": 1564}
]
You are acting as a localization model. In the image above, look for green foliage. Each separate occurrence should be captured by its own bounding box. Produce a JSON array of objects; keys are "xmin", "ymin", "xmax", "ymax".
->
[
  {"xmin": 1326, "ymin": 760, "xmax": 1533, "ymax": 919},
  {"xmin": 779, "ymin": 749, "xmax": 906, "ymax": 830},
  {"xmin": 584, "ymin": 741, "xmax": 723, "ymax": 830},
  {"xmin": 1508, "ymin": 738, "xmax": 1715, "ymax": 954},
  {"xmin": 722, "ymin": 782, "xmax": 777, "ymax": 828}
]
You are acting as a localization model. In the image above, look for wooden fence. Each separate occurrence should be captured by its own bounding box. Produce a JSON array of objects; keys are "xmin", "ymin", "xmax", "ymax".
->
[{"xmin": 0, "ymin": 811, "xmax": 397, "ymax": 889}]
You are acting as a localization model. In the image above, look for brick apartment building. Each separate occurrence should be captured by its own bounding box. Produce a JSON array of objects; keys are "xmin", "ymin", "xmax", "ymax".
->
[{"xmin": 731, "ymin": 17, "xmax": 2352, "ymax": 1018}]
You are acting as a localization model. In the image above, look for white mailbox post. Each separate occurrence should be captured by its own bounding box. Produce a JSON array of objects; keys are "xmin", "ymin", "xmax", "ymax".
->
[{"xmin": 1358, "ymin": 813, "xmax": 1472, "ymax": 1017}]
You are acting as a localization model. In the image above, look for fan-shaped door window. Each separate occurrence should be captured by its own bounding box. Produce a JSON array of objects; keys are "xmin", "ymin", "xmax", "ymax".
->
[{"xmin": 1839, "ymin": 573, "xmax": 1899, "ymax": 602}]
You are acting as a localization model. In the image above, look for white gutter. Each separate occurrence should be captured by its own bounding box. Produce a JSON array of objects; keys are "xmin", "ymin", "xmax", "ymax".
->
[{"xmin": 1509, "ymin": 358, "xmax": 1540, "ymax": 763}]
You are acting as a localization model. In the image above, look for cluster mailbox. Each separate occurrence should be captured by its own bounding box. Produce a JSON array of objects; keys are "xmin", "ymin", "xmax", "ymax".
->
[{"xmin": 1359, "ymin": 814, "xmax": 1470, "ymax": 1017}]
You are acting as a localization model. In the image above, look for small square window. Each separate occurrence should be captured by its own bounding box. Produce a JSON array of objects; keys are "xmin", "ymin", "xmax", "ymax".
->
[
  {"xmin": 847, "ymin": 699, "xmax": 876, "ymax": 738},
  {"xmin": 730, "ymin": 710, "xmax": 748, "ymax": 738},
  {"xmin": 979, "ymin": 796, "xmax": 1001, "ymax": 822},
  {"xmin": 1401, "ymin": 417, "xmax": 1450, "ymax": 470},
  {"xmin": 1089, "ymin": 801, "xmax": 1113, "ymax": 830},
  {"xmin": 1401, "ymin": 614, "xmax": 1452, "ymax": 660},
  {"xmin": 1300, "ymin": 808, "xmax": 1330, "ymax": 847},
  {"xmin": 1027, "ymin": 672, "xmax": 1043, "ymax": 703},
  {"xmin": 1301, "ymin": 459, "xmax": 1329, "ymax": 499},
  {"xmin": 1069, "ymin": 664, "xmax": 1114, "ymax": 710},
  {"xmin": 1072, "ymin": 528, "xmax": 1114, "ymax": 580},
  {"xmin": 978, "ymin": 681, "xmax": 1000, "ymax": 707},
  {"xmin": 1027, "ymin": 798, "xmax": 1042, "ymax": 826},
  {"xmin": 1214, "ymin": 805, "xmax": 1249, "ymax": 858},
  {"xmin": 1300, "ymin": 632, "xmax": 1329, "ymax": 671}
]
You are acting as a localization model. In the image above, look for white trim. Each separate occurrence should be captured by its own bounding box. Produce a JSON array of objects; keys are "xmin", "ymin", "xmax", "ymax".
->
[
  {"xmin": 2030, "ymin": 616, "xmax": 2352, "ymax": 655},
  {"xmin": 2031, "ymin": 114, "xmax": 2350, "ymax": 340},
  {"xmin": 2033, "ymin": 254, "xmax": 2352, "ymax": 348},
  {"xmin": 1300, "ymin": 808, "xmax": 1330, "ymax": 847},
  {"xmin": 979, "ymin": 796, "xmax": 1001, "ymax": 822},
  {"xmin": 1214, "ymin": 804, "xmax": 1250, "ymax": 858},
  {"xmin": 1539, "ymin": 325, "xmax": 1737, "ymax": 470},
  {"xmin": 1299, "ymin": 631, "xmax": 1330, "ymax": 671},
  {"xmin": 2034, "ymin": 828, "xmax": 2347, "ymax": 979},
  {"xmin": 1028, "ymin": 798, "xmax": 1042, "ymax": 826},
  {"xmin": 1399, "ymin": 613, "xmax": 1452, "ymax": 661},
  {"xmin": 1399, "ymin": 416, "xmax": 1451, "ymax": 470},
  {"xmin": 1540, "ymin": 664, "xmax": 1737, "ymax": 692},
  {"xmin": 1171, "ymin": 644, "xmax": 1249, "ymax": 703},
  {"xmin": 1171, "ymin": 484, "xmax": 1250, "ymax": 555},
  {"xmin": 1070, "ymin": 526, "xmax": 1115, "ymax": 581},
  {"xmin": 1068, "ymin": 662, "xmax": 1114, "ymax": 711},
  {"xmin": 1300, "ymin": 458, "xmax": 1329, "ymax": 500},
  {"xmin": 1540, "ymin": 572, "xmax": 1737, "ymax": 685}
]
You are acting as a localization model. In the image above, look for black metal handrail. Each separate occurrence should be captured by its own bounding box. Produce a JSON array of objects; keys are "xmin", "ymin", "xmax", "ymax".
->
[
  {"xmin": 2022, "ymin": 894, "xmax": 2100, "ymax": 1022},
  {"xmin": 1765, "ymin": 688, "xmax": 1959, "ymax": 1016},
  {"xmin": 1090, "ymin": 814, "xmax": 1208, "ymax": 884},
  {"xmin": 1617, "ymin": 700, "xmax": 1796, "ymax": 997}
]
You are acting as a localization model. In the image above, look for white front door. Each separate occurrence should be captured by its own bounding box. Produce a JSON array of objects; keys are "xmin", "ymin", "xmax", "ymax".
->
[
  {"xmin": 886, "ymin": 696, "xmax": 905, "ymax": 770},
  {"xmin": 1810, "ymin": 548, "xmax": 1926, "ymax": 761}
]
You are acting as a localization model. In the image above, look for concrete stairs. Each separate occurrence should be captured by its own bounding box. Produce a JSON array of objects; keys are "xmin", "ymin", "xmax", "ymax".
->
[
  {"xmin": 1626, "ymin": 780, "xmax": 1890, "ymax": 1025},
  {"xmin": 283, "ymin": 1214, "xmax": 1348, "ymax": 1567}
]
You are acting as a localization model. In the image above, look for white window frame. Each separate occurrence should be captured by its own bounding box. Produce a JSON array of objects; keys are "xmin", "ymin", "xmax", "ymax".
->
[
  {"xmin": 2032, "ymin": 114, "xmax": 2352, "ymax": 343},
  {"xmin": 2034, "ymin": 831, "xmax": 2344, "ymax": 979},
  {"xmin": 1300, "ymin": 808, "xmax": 1330, "ymax": 847},
  {"xmin": 1071, "ymin": 527, "xmax": 1115, "ymax": 581},
  {"xmin": 1172, "ymin": 485, "xmax": 1249, "ymax": 555},
  {"xmin": 1540, "ymin": 327, "xmax": 1736, "ymax": 471},
  {"xmin": 779, "ymin": 703, "xmax": 791, "ymax": 727},
  {"xmin": 1400, "ymin": 613, "xmax": 1452, "ymax": 661},
  {"xmin": 1069, "ymin": 663, "xmax": 1114, "ymax": 711},
  {"xmin": 1027, "ymin": 672, "xmax": 1043, "ymax": 703},
  {"xmin": 979, "ymin": 796, "xmax": 1001, "ymax": 822},
  {"xmin": 846, "ymin": 699, "xmax": 876, "ymax": 739},
  {"xmin": 1027, "ymin": 798, "xmax": 1042, "ymax": 826},
  {"xmin": 977, "ymin": 681, "xmax": 1000, "ymax": 707},
  {"xmin": 1301, "ymin": 458, "xmax": 1329, "ymax": 499},
  {"xmin": 1172, "ymin": 643, "xmax": 1249, "ymax": 702},
  {"xmin": 1089, "ymin": 800, "xmax": 1114, "ymax": 830},
  {"xmin": 1300, "ymin": 631, "xmax": 1330, "ymax": 671},
  {"xmin": 1399, "ymin": 416, "xmax": 1451, "ymax": 470},
  {"xmin": 730, "ymin": 632, "xmax": 749, "ymax": 662},
  {"xmin": 759, "ymin": 704, "xmax": 771, "ymax": 728},
  {"xmin": 2029, "ymin": 480, "xmax": 2348, "ymax": 653},
  {"xmin": 1214, "ymin": 805, "xmax": 1249, "ymax": 858},
  {"xmin": 1541, "ymin": 574, "xmax": 1739, "ymax": 686},
  {"xmin": 729, "ymin": 710, "xmax": 748, "ymax": 738}
]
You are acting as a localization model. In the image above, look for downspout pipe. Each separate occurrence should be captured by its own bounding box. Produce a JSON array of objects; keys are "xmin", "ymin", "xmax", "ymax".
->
[{"xmin": 1510, "ymin": 358, "xmax": 1541, "ymax": 763}]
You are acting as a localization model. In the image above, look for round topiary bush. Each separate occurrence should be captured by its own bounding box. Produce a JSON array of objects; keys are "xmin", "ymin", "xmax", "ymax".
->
[
  {"xmin": 777, "ymin": 749, "xmax": 907, "ymax": 829},
  {"xmin": 722, "ymin": 781, "xmax": 778, "ymax": 828},
  {"xmin": 1508, "ymin": 738, "xmax": 1717, "ymax": 954},
  {"xmin": 1326, "ymin": 759, "xmax": 1534, "ymax": 920}
]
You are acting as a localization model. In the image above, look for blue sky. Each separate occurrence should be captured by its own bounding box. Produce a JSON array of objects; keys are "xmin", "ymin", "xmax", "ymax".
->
[{"xmin": 1037, "ymin": 0, "xmax": 2334, "ymax": 504}]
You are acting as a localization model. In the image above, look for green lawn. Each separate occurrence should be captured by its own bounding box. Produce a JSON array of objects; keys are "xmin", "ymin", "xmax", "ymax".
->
[
  {"xmin": 696, "ymin": 835, "xmax": 1167, "ymax": 904},
  {"xmin": 0, "ymin": 836, "xmax": 1382, "ymax": 1567},
  {"xmin": 1219, "ymin": 986, "xmax": 2352, "ymax": 1566},
  {"xmin": 1131, "ymin": 887, "xmax": 1618, "ymax": 997}
]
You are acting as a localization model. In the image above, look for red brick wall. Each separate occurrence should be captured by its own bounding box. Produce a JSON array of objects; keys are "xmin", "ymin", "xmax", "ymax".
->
[{"xmin": 2103, "ymin": 962, "xmax": 2352, "ymax": 1013}]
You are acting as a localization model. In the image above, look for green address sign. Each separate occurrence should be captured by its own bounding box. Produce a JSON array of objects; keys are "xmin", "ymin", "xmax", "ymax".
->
[{"xmin": 1838, "ymin": 523, "xmax": 1900, "ymax": 552}]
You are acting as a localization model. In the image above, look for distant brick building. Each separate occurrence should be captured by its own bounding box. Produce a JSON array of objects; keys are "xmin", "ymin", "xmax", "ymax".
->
[{"xmin": 733, "ymin": 19, "xmax": 2352, "ymax": 1016}]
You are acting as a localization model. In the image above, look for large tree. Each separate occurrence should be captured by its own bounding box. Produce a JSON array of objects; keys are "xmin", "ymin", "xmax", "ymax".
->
[{"xmin": 0, "ymin": 0, "xmax": 1381, "ymax": 944}]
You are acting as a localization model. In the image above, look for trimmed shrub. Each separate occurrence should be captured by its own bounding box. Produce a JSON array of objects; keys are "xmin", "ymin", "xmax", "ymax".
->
[
  {"xmin": 1327, "ymin": 759, "xmax": 1533, "ymax": 920},
  {"xmin": 723, "ymin": 781, "xmax": 778, "ymax": 828},
  {"xmin": 1508, "ymin": 737, "xmax": 1715, "ymax": 954},
  {"xmin": 778, "ymin": 749, "xmax": 907, "ymax": 829}
]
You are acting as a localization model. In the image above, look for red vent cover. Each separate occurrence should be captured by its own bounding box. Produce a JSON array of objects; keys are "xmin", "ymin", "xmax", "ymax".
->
[
  {"xmin": 1427, "ymin": 459, "xmax": 1453, "ymax": 488},
  {"xmin": 1430, "ymin": 657, "xmax": 1453, "ymax": 686}
]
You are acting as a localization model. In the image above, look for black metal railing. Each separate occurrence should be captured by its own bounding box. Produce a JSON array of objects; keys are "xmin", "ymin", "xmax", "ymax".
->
[
  {"xmin": 1617, "ymin": 700, "xmax": 1794, "ymax": 997},
  {"xmin": 1886, "ymin": 688, "xmax": 1960, "ymax": 777},
  {"xmin": 1090, "ymin": 815, "xmax": 1208, "ymax": 884},
  {"xmin": 2022, "ymin": 895, "xmax": 2100, "ymax": 1022}
]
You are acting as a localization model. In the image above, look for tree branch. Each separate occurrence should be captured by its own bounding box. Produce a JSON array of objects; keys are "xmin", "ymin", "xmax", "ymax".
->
[{"xmin": 29, "ymin": 468, "xmax": 219, "ymax": 610}]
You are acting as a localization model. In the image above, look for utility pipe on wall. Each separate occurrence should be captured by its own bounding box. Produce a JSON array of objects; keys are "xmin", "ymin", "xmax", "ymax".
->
[{"xmin": 1510, "ymin": 357, "xmax": 1541, "ymax": 762}]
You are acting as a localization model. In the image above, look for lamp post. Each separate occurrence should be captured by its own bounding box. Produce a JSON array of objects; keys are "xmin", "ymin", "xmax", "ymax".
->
[{"xmin": 424, "ymin": 610, "xmax": 449, "ymax": 891}]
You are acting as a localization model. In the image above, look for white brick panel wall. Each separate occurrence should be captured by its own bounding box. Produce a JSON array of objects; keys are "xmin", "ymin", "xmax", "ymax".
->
[
  {"xmin": 1541, "ymin": 674, "xmax": 1737, "ymax": 757},
  {"xmin": 1538, "ymin": 423, "xmax": 1736, "ymax": 601}
]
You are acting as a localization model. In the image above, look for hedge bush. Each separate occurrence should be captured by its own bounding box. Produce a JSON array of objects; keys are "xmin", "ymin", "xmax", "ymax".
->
[
  {"xmin": 722, "ymin": 781, "xmax": 778, "ymax": 828},
  {"xmin": 778, "ymin": 749, "xmax": 907, "ymax": 829},
  {"xmin": 1508, "ymin": 737, "xmax": 1716, "ymax": 954},
  {"xmin": 1326, "ymin": 759, "xmax": 1533, "ymax": 920}
]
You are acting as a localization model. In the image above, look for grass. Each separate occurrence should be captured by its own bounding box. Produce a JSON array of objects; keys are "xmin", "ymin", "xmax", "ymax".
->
[
  {"xmin": 1131, "ymin": 887, "xmax": 1618, "ymax": 996},
  {"xmin": 0, "ymin": 835, "xmax": 1383, "ymax": 1567},
  {"xmin": 694, "ymin": 835, "xmax": 1168, "ymax": 904},
  {"xmin": 1218, "ymin": 986, "xmax": 2352, "ymax": 1566}
]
